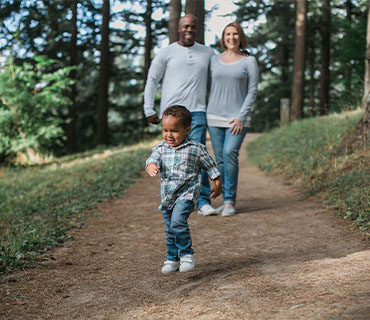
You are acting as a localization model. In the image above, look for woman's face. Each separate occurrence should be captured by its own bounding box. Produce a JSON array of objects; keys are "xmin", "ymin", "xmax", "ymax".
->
[{"xmin": 223, "ymin": 26, "xmax": 240, "ymax": 51}]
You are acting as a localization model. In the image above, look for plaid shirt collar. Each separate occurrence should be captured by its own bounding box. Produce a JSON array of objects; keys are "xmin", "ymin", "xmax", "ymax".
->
[{"xmin": 160, "ymin": 137, "xmax": 193, "ymax": 150}]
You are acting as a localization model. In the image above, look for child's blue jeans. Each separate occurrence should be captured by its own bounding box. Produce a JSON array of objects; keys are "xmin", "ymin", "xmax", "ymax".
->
[{"xmin": 162, "ymin": 200, "xmax": 194, "ymax": 261}]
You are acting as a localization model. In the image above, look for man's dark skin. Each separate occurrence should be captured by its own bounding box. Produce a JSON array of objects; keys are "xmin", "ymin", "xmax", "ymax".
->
[{"xmin": 146, "ymin": 14, "xmax": 198, "ymax": 125}]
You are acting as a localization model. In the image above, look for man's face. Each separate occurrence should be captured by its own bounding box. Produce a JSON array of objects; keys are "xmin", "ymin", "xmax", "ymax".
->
[
  {"xmin": 178, "ymin": 15, "xmax": 197, "ymax": 47},
  {"xmin": 161, "ymin": 115, "xmax": 190, "ymax": 148}
]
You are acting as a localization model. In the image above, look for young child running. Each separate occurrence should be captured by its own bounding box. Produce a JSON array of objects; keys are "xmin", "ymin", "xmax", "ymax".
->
[{"xmin": 146, "ymin": 105, "xmax": 222, "ymax": 273}]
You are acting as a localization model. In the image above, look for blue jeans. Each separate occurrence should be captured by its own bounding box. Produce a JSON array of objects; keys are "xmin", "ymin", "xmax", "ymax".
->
[
  {"xmin": 208, "ymin": 126, "xmax": 248, "ymax": 205},
  {"xmin": 188, "ymin": 112, "xmax": 211, "ymax": 208},
  {"xmin": 162, "ymin": 200, "xmax": 195, "ymax": 261}
]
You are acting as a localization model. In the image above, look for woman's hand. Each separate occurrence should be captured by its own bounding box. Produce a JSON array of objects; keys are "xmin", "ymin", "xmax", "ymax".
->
[{"xmin": 229, "ymin": 118, "xmax": 243, "ymax": 135}]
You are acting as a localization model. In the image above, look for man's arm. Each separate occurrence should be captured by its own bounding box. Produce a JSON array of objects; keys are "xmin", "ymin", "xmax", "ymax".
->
[
  {"xmin": 147, "ymin": 114, "xmax": 160, "ymax": 125},
  {"xmin": 143, "ymin": 50, "xmax": 166, "ymax": 123}
]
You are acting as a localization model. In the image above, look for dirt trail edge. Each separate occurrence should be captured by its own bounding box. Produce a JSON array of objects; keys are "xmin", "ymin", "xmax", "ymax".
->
[{"xmin": 1, "ymin": 134, "xmax": 369, "ymax": 320}]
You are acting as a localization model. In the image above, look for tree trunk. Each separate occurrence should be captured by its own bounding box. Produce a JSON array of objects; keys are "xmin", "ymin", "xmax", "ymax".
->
[
  {"xmin": 169, "ymin": 0, "xmax": 181, "ymax": 44},
  {"xmin": 66, "ymin": 0, "xmax": 78, "ymax": 154},
  {"xmin": 361, "ymin": 0, "xmax": 370, "ymax": 144},
  {"xmin": 343, "ymin": 0, "xmax": 352, "ymax": 94},
  {"xmin": 290, "ymin": 0, "xmax": 307, "ymax": 121},
  {"xmin": 97, "ymin": 0, "xmax": 110, "ymax": 145},
  {"xmin": 319, "ymin": 0, "xmax": 331, "ymax": 116},
  {"xmin": 142, "ymin": 0, "xmax": 153, "ymax": 128},
  {"xmin": 309, "ymin": 32, "xmax": 316, "ymax": 118},
  {"xmin": 185, "ymin": 0, "xmax": 204, "ymax": 44},
  {"xmin": 143, "ymin": 0, "xmax": 152, "ymax": 84},
  {"xmin": 363, "ymin": 0, "xmax": 370, "ymax": 108}
]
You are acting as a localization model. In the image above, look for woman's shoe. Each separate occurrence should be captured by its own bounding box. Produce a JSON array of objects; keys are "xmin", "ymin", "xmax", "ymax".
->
[{"xmin": 222, "ymin": 205, "xmax": 237, "ymax": 217}]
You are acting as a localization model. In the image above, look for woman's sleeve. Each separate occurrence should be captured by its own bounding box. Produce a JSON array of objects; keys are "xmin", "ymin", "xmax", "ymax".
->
[{"xmin": 237, "ymin": 57, "xmax": 259, "ymax": 123}]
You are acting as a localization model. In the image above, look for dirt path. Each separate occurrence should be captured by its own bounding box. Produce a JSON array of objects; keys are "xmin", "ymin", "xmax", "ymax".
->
[{"xmin": 1, "ymin": 134, "xmax": 369, "ymax": 320}]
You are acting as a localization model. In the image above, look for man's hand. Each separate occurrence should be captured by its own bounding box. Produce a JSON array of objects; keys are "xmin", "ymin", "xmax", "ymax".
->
[
  {"xmin": 147, "ymin": 114, "xmax": 160, "ymax": 125},
  {"xmin": 147, "ymin": 163, "xmax": 160, "ymax": 177},
  {"xmin": 210, "ymin": 177, "xmax": 222, "ymax": 199}
]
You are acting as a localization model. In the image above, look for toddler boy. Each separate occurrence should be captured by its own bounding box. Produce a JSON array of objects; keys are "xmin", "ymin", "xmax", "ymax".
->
[{"xmin": 146, "ymin": 105, "xmax": 222, "ymax": 273}]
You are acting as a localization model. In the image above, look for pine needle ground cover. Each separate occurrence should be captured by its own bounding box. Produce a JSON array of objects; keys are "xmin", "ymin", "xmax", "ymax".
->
[
  {"xmin": 247, "ymin": 109, "xmax": 369, "ymax": 232},
  {"xmin": 0, "ymin": 145, "xmax": 151, "ymax": 275}
]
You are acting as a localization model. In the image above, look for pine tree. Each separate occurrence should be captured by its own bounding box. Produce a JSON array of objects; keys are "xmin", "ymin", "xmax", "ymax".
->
[{"xmin": 290, "ymin": 0, "xmax": 307, "ymax": 121}]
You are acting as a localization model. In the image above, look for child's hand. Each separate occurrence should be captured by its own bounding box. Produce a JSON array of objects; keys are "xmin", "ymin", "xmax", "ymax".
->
[
  {"xmin": 210, "ymin": 177, "xmax": 222, "ymax": 199},
  {"xmin": 147, "ymin": 163, "xmax": 160, "ymax": 177}
]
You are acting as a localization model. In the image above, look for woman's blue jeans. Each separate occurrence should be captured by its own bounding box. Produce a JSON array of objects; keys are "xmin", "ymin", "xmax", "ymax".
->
[
  {"xmin": 208, "ymin": 126, "xmax": 248, "ymax": 205},
  {"xmin": 188, "ymin": 112, "xmax": 211, "ymax": 209},
  {"xmin": 162, "ymin": 200, "xmax": 195, "ymax": 261}
]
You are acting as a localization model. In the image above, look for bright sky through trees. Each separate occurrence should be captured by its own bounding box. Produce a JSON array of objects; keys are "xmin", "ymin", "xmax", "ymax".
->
[{"xmin": 111, "ymin": 0, "xmax": 239, "ymax": 48}]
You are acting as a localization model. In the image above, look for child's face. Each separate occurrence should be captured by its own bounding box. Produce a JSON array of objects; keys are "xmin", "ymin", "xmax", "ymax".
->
[{"xmin": 161, "ymin": 115, "xmax": 191, "ymax": 148}]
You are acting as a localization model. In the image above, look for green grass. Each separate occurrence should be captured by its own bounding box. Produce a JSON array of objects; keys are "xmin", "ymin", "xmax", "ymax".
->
[
  {"xmin": 0, "ymin": 144, "xmax": 152, "ymax": 275},
  {"xmin": 247, "ymin": 109, "xmax": 369, "ymax": 232}
]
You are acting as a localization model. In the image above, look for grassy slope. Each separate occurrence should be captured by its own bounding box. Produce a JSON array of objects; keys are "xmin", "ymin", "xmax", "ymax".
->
[
  {"xmin": 247, "ymin": 109, "xmax": 369, "ymax": 232},
  {"xmin": 0, "ymin": 144, "xmax": 153, "ymax": 275}
]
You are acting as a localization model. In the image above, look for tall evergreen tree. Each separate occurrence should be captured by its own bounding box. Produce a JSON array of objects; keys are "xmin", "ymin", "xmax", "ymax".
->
[
  {"xmin": 169, "ymin": 0, "xmax": 182, "ymax": 43},
  {"xmin": 66, "ymin": 0, "xmax": 78, "ymax": 154},
  {"xmin": 97, "ymin": 0, "xmax": 110, "ymax": 146},
  {"xmin": 290, "ymin": 0, "xmax": 307, "ymax": 121},
  {"xmin": 363, "ymin": 0, "xmax": 370, "ymax": 108},
  {"xmin": 319, "ymin": 0, "xmax": 331, "ymax": 115},
  {"xmin": 343, "ymin": 0, "xmax": 353, "ymax": 94},
  {"xmin": 143, "ymin": 0, "xmax": 153, "ymax": 85},
  {"xmin": 185, "ymin": 0, "xmax": 204, "ymax": 44}
]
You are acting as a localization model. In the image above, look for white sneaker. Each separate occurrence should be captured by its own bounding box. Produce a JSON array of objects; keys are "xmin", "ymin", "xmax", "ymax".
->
[
  {"xmin": 179, "ymin": 255, "xmax": 195, "ymax": 272},
  {"xmin": 222, "ymin": 206, "xmax": 237, "ymax": 217},
  {"xmin": 198, "ymin": 204, "xmax": 217, "ymax": 216},
  {"xmin": 161, "ymin": 260, "xmax": 180, "ymax": 273}
]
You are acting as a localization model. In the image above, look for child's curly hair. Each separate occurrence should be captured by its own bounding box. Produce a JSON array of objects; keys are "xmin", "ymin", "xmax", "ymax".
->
[{"xmin": 162, "ymin": 105, "xmax": 192, "ymax": 128}]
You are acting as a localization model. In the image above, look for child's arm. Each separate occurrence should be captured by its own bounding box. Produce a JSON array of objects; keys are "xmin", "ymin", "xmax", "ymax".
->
[
  {"xmin": 145, "ymin": 145, "xmax": 161, "ymax": 177},
  {"xmin": 147, "ymin": 163, "xmax": 159, "ymax": 177},
  {"xmin": 210, "ymin": 177, "xmax": 222, "ymax": 199}
]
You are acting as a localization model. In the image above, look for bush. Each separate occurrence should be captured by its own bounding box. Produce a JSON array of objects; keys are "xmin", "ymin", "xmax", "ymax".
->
[{"xmin": 0, "ymin": 56, "xmax": 74, "ymax": 162}]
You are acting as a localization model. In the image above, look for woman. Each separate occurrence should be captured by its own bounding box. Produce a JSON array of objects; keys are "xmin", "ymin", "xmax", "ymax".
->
[{"xmin": 207, "ymin": 22, "xmax": 259, "ymax": 216}]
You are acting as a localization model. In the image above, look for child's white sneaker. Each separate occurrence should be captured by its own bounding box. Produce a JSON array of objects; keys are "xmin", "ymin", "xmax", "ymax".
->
[
  {"xmin": 162, "ymin": 260, "xmax": 180, "ymax": 273},
  {"xmin": 179, "ymin": 254, "xmax": 195, "ymax": 272}
]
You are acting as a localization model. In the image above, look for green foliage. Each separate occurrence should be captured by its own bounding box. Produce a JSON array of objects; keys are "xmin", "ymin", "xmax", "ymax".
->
[
  {"xmin": 0, "ymin": 145, "xmax": 151, "ymax": 275},
  {"xmin": 330, "ymin": 1, "xmax": 368, "ymax": 111},
  {"xmin": 234, "ymin": 0, "xmax": 368, "ymax": 131},
  {"xmin": 247, "ymin": 109, "xmax": 369, "ymax": 231},
  {"xmin": 0, "ymin": 56, "xmax": 74, "ymax": 161}
]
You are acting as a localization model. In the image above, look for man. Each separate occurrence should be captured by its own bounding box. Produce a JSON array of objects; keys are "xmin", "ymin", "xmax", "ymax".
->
[{"xmin": 143, "ymin": 14, "xmax": 217, "ymax": 215}]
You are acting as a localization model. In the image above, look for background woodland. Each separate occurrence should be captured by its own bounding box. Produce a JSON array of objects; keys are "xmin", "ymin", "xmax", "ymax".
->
[{"xmin": 0, "ymin": 0, "xmax": 369, "ymax": 163}]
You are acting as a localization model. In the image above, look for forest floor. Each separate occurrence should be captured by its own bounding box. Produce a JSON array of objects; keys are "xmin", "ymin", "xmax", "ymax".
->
[{"xmin": 1, "ymin": 134, "xmax": 369, "ymax": 320}]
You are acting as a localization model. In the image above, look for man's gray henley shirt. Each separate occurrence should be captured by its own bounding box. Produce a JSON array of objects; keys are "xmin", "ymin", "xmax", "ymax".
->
[{"xmin": 144, "ymin": 42, "xmax": 214, "ymax": 118}]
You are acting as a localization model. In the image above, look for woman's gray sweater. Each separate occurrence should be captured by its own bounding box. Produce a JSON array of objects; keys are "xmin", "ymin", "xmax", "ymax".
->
[{"xmin": 207, "ymin": 54, "xmax": 259, "ymax": 127}]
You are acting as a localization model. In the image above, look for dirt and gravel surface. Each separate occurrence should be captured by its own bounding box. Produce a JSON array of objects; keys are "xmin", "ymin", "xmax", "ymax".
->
[{"xmin": 1, "ymin": 134, "xmax": 369, "ymax": 320}]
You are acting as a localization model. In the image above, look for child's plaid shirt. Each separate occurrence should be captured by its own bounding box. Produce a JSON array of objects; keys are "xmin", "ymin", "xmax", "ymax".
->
[{"xmin": 146, "ymin": 138, "xmax": 220, "ymax": 210}]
